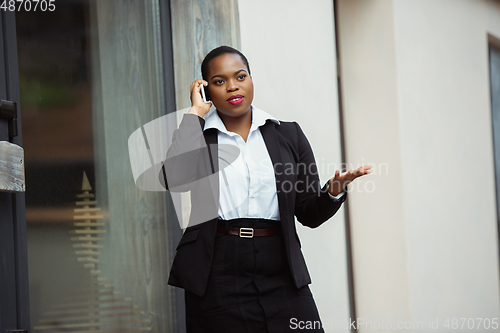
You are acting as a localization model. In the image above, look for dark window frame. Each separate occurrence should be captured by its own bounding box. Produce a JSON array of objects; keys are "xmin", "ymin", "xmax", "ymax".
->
[{"xmin": 0, "ymin": 9, "xmax": 30, "ymax": 333}]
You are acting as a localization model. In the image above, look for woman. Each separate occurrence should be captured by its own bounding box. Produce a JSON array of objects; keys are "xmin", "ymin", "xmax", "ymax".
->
[{"xmin": 162, "ymin": 46, "xmax": 371, "ymax": 332}]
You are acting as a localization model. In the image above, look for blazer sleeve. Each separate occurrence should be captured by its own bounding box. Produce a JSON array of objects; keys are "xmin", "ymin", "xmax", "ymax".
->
[
  {"xmin": 158, "ymin": 113, "xmax": 206, "ymax": 192},
  {"xmin": 293, "ymin": 121, "xmax": 347, "ymax": 228}
]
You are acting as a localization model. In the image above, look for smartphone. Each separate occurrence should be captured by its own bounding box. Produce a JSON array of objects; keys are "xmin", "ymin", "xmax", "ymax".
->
[{"xmin": 199, "ymin": 83, "xmax": 211, "ymax": 104}]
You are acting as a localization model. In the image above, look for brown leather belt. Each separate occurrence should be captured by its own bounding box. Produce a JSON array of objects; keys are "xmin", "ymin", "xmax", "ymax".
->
[{"xmin": 216, "ymin": 225, "xmax": 280, "ymax": 238}]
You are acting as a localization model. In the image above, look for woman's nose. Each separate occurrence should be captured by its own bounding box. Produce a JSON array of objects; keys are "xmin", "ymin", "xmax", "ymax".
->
[{"xmin": 226, "ymin": 79, "xmax": 239, "ymax": 92}]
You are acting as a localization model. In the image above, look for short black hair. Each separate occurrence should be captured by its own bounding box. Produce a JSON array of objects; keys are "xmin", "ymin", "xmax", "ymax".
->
[{"xmin": 201, "ymin": 45, "xmax": 251, "ymax": 82}]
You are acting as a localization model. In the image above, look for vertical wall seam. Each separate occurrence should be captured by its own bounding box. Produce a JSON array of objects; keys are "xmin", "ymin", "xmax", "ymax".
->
[{"xmin": 333, "ymin": 0, "xmax": 357, "ymax": 331}]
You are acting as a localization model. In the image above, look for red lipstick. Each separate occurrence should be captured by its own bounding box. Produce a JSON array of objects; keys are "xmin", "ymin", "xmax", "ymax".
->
[{"xmin": 227, "ymin": 94, "xmax": 244, "ymax": 105}]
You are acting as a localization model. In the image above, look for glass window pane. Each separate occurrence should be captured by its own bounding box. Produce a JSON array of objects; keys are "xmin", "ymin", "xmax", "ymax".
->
[{"xmin": 17, "ymin": 1, "xmax": 179, "ymax": 331}]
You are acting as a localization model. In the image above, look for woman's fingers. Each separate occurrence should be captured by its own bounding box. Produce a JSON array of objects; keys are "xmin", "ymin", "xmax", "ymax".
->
[
  {"xmin": 329, "ymin": 165, "xmax": 371, "ymax": 195},
  {"xmin": 190, "ymin": 80, "xmax": 207, "ymax": 97},
  {"xmin": 189, "ymin": 79, "xmax": 211, "ymax": 116},
  {"xmin": 191, "ymin": 79, "xmax": 208, "ymax": 90},
  {"xmin": 190, "ymin": 79, "xmax": 208, "ymax": 87},
  {"xmin": 353, "ymin": 166, "xmax": 371, "ymax": 178},
  {"xmin": 189, "ymin": 80, "xmax": 208, "ymax": 95},
  {"xmin": 190, "ymin": 80, "xmax": 208, "ymax": 91},
  {"xmin": 338, "ymin": 165, "xmax": 371, "ymax": 181}
]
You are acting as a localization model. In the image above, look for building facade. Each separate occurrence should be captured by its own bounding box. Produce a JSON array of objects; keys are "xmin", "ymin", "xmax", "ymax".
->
[{"xmin": 1, "ymin": 0, "xmax": 500, "ymax": 332}]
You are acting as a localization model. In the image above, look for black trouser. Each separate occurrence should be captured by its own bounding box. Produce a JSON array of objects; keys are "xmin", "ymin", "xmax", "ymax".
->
[{"xmin": 185, "ymin": 217, "xmax": 325, "ymax": 333}]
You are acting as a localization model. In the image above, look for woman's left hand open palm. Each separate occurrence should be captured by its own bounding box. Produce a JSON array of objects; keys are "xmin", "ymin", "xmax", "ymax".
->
[{"xmin": 328, "ymin": 165, "xmax": 372, "ymax": 196}]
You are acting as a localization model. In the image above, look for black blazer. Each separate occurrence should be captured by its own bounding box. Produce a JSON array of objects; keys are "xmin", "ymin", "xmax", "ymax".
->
[{"xmin": 160, "ymin": 113, "xmax": 347, "ymax": 297}]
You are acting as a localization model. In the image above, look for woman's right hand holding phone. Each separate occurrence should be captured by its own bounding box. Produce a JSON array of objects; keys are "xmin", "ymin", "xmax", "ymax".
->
[{"xmin": 188, "ymin": 79, "xmax": 212, "ymax": 118}]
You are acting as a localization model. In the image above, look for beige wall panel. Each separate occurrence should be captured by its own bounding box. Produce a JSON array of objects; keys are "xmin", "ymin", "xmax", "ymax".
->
[
  {"xmin": 339, "ymin": 0, "xmax": 500, "ymax": 330},
  {"xmin": 337, "ymin": 0, "xmax": 411, "ymax": 328},
  {"xmin": 393, "ymin": 0, "xmax": 500, "ymax": 324}
]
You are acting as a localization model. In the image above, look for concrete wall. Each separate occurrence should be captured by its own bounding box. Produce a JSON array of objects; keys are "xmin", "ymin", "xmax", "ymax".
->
[
  {"xmin": 238, "ymin": 0, "xmax": 351, "ymax": 331},
  {"xmin": 394, "ymin": 0, "xmax": 500, "ymax": 327},
  {"xmin": 338, "ymin": 0, "xmax": 500, "ymax": 331}
]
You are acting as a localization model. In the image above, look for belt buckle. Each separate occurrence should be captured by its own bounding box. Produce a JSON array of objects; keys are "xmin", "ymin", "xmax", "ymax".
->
[{"xmin": 239, "ymin": 227, "xmax": 254, "ymax": 238}]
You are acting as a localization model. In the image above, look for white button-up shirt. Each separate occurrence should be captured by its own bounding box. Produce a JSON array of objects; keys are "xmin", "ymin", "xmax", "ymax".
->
[
  {"xmin": 203, "ymin": 105, "xmax": 345, "ymax": 221},
  {"xmin": 204, "ymin": 105, "xmax": 281, "ymax": 220}
]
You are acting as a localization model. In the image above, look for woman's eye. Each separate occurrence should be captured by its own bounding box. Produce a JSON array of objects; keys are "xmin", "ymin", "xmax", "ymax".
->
[
  {"xmin": 214, "ymin": 79, "xmax": 223, "ymax": 85},
  {"xmin": 238, "ymin": 74, "xmax": 246, "ymax": 80}
]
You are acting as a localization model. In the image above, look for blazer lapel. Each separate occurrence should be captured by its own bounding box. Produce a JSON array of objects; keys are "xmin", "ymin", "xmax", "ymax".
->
[
  {"xmin": 204, "ymin": 128, "xmax": 220, "ymax": 231},
  {"xmin": 260, "ymin": 120, "xmax": 290, "ymax": 234},
  {"xmin": 204, "ymin": 127, "xmax": 219, "ymax": 175}
]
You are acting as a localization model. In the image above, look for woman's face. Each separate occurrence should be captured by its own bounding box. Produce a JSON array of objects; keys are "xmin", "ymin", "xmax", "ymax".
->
[{"xmin": 206, "ymin": 53, "xmax": 254, "ymax": 118}]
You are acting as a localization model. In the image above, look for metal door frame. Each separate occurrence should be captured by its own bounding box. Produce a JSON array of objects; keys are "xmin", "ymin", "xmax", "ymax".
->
[{"xmin": 0, "ymin": 9, "xmax": 30, "ymax": 333}]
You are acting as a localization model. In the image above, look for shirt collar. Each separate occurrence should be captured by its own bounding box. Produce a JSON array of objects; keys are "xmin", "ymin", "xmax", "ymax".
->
[{"xmin": 203, "ymin": 105, "xmax": 280, "ymax": 134}]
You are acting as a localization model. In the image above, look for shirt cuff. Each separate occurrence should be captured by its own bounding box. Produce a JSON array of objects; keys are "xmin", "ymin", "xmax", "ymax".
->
[
  {"xmin": 327, "ymin": 182, "xmax": 347, "ymax": 201},
  {"xmin": 328, "ymin": 190, "xmax": 346, "ymax": 200}
]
